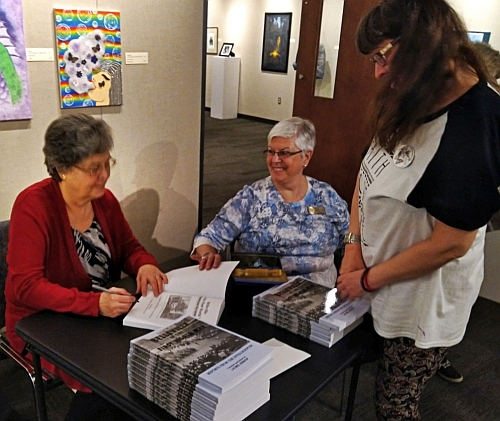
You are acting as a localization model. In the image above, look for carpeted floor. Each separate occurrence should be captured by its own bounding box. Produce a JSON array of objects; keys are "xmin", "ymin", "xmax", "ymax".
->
[
  {"xmin": 296, "ymin": 296, "xmax": 500, "ymax": 421},
  {"xmin": 2, "ymin": 114, "xmax": 500, "ymax": 420},
  {"xmin": 201, "ymin": 112, "xmax": 272, "ymax": 227}
]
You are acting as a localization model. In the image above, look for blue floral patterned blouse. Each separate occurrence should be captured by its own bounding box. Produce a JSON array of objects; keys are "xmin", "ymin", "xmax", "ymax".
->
[{"xmin": 193, "ymin": 176, "xmax": 349, "ymax": 287}]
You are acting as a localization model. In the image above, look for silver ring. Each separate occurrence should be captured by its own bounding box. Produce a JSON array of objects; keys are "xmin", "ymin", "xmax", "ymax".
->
[{"xmin": 201, "ymin": 252, "xmax": 210, "ymax": 260}]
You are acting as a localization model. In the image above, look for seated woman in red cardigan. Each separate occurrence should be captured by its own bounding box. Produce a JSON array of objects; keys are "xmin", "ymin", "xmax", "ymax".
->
[{"xmin": 5, "ymin": 113, "xmax": 167, "ymax": 421}]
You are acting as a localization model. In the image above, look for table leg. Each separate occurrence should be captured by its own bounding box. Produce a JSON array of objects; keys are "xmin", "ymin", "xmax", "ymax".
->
[
  {"xmin": 31, "ymin": 350, "xmax": 48, "ymax": 421},
  {"xmin": 344, "ymin": 356, "xmax": 362, "ymax": 421}
]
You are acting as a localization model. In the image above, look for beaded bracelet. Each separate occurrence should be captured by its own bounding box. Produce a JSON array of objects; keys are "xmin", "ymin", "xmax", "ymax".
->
[{"xmin": 360, "ymin": 267, "xmax": 376, "ymax": 292}]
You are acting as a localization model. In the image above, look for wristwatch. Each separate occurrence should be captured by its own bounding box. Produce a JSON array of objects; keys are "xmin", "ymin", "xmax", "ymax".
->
[{"xmin": 344, "ymin": 233, "xmax": 361, "ymax": 244}]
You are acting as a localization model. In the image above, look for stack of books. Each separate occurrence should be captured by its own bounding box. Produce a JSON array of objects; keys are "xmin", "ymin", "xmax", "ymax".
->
[
  {"xmin": 128, "ymin": 316, "xmax": 273, "ymax": 421},
  {"xmin": 252, "ymin": 277, "xmax": 370, "ymax": 347}
]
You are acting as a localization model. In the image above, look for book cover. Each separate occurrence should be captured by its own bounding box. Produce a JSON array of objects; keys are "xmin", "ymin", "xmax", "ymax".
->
[
  {"xmin": 256, "ymin": 276, "xmax": 370, "ymax": 330},
  {"xmin": 130, "ymin": 316, "xmax": 273, "ymax": 393},
  {"xmin": 252, "ymin": 277, "xmax": 370, "ymax": 347}
]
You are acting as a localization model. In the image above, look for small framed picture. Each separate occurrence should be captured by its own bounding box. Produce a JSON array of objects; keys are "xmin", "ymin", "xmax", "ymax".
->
[
  {"xmin": 219, "ymin": 43, "xmax": 234, "ymax": 57},
  {"xmin": 207, "ymin": 27, "xmax": 218, "ymax": 55},
  {"xmin": 467, "ymin": 31, "xmax": 491, "ymax": 43}
]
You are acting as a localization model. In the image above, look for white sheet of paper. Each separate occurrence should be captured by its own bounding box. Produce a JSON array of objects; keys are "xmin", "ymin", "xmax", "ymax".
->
[
  {"xmin": 263, "ymin": 338, "xmax": 311, "ymax": 379},
  {"xmin": 160, "ymin": 261, "xmax": 240, "ymax": 298}
]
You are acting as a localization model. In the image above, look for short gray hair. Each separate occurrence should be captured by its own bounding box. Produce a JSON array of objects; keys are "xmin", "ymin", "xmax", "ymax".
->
[
  {"xmin": 43, "ymin": 114, "xmax": 114, "ymax": 181},
  {"xmin": 267, "ymin": 117, "xmax": 316, "ymax": 153}
]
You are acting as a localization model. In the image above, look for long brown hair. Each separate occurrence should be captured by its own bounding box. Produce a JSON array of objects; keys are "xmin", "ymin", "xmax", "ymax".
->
[{"xmin": 356, "ymin": 0, "xmax": 496, "ymax": 151}]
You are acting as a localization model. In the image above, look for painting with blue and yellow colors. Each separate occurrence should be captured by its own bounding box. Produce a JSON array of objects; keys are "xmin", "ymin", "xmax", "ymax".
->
[
  {"xmin": 261, "ymin": 13, "xmax": 292, "ymax": 74},
  {"xmin": 0, "ymin": 0, "xmax": 32, "ymax": 121},
  {"xmin": 54, "ymin": 9, "xmax": 122, "ymax": 108}
]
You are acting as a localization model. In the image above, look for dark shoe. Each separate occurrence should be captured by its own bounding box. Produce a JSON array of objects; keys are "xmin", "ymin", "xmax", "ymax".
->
[{"xmin": 437, "ymin": 359, "xmax": 463, "ymax": 383}]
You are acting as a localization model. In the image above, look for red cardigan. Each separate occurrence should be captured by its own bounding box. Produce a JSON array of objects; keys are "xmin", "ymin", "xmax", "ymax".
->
[{"xmin": 5, "ymin": 178, "xmax": 158, "ymax": 390}]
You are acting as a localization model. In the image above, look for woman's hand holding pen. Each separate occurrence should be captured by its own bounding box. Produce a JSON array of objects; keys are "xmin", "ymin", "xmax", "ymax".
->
[{"xmin": 97, "ymin": 287, "xmax": 136, "ymax": 318}]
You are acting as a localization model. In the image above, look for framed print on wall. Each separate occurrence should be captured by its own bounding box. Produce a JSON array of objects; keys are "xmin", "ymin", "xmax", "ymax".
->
[
  {"xmin": 467, "ymin": 31, "xmax": 491, "ymax": 43},
  {"xmin": 54, "ymin": 8, "xmax": 122, "ymax": 108},
  {"xmin": 261, "ymin": 12, "xmax": 292, "ymax": 73},
  {"xmin": 0, "ymin": 0, "xmax": 32, "ymax": 121},
  {"xmin": 207, "ymin": 27, "xmax": 218, "ymax": 54}
]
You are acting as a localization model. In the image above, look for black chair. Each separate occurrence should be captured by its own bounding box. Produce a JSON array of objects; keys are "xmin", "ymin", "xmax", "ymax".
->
[{"xmin": 0, "ymin": 220, "xmax": 62, "ymax": 394}]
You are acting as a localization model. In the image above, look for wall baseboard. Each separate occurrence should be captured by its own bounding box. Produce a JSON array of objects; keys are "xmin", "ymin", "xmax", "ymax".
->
[
  {"xmin": 236, "ymin": 113, "xmax": 277, "ymax": 125},
  {"xmin": 204, "ymin": 107, "xmax": 277, "ymax": 125}
]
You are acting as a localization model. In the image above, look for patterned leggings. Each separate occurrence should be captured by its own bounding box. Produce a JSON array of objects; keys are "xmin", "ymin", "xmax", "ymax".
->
[{"xmin": 375, "ymin": 337, "xmax": 448, "ymax": 421}]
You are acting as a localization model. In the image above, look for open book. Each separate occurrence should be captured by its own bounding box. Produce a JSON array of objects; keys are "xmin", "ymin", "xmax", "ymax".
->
[{"xmin": 123, "ymin": 261, "xmax": 239, "ymax": 330}]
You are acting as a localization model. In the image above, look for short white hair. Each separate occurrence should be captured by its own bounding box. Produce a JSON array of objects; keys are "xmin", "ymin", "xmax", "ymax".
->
[{"xmin": 267, "ymin": 117, "xmax": 316, "ymax": 153}]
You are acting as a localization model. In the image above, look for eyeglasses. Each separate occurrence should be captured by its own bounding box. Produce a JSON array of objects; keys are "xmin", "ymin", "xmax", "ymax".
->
[
  {"xmin": 370, "ymin": 37, "xmax": 401, "ymax": 67},
  {"xmin": 263, "ymin": 149, "xmax": 303, "ymax": 158},
  {"xmin": 74, "ymin": 157, "xmax": 116, "ymax": 177}
]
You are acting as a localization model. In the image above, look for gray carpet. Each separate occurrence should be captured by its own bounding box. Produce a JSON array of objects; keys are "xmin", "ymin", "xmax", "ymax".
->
[
  {"xmin": 2, "ymin": 114, "xmax": 500, "ymax": 420},
  {"xmin": 296, "ymin": 296, "xmax": 500, "ymax": 421},
  {"xmin": 201, "ymin": 112, "xmax": 273, "ymax": 227}
]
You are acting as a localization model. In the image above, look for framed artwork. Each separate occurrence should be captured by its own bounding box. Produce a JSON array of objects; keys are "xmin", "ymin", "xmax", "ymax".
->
[
  {"xmin": 54, "ymin": 9, "xmax": 122, "ymax": 108},
  {"xmin": 467, "ymin": 31, "xmax": 491, "ymax": 43},
  {"xmin": 207, "ymin": 27, "xmax": 218, "ymax": 54},
  {"xmin": 219, "ymin": 43, "xmax": 234, "ymax": 57},
  {"xmin": 0, "ymin": 0, "xmax": 32, "ymax": 121},
  {"xmin": 261, "ymin": 12, "xmax": 292, "ymax": 73}
]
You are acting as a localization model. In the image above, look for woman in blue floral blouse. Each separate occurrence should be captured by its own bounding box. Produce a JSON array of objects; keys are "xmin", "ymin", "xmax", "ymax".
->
[{"xmin": 192, "ymin": 117, "xmax": 349, "ymax": 287}]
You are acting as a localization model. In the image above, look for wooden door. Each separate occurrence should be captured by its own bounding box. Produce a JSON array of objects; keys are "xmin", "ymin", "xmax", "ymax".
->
[{"xmin": 293, "ymin": 0, "xmax": 378, "ymax": 203}]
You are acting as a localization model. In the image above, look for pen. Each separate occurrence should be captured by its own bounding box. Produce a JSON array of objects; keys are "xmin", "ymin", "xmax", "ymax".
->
[{"xmin": 92, "ymin": 284, "xmax": 131, "ymax": 296}]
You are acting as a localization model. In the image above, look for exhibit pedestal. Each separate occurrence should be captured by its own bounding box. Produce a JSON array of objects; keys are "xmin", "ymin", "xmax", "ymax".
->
[{"xmin": 210, "ymin": 56, "xmax": 241, "ymax": 119}]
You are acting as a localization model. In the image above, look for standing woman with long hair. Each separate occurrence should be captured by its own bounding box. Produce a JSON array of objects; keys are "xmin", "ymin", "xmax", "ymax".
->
[{"xmin": 336, "ymin": 0, "xmax": 500, "ymax": 419}]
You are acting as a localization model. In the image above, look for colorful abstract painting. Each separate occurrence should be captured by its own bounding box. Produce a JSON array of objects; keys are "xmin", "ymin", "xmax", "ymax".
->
[
  {"xmin": 0, "ymin": 0, "xmax": 32, "ymax": 121},
  {"xmin": 54, "ymin": 9, "xmax": 122, "ymax": 108}
]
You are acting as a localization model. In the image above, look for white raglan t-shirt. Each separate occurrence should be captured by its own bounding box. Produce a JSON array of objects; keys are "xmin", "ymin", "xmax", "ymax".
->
[{"xmin": 359, "ymin": 81, "xmax": 500, "ymax": 348}]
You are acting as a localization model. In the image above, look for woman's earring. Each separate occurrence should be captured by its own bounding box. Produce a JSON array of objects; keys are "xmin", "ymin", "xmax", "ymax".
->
[{"xmin": 61, "ymin": 174, "xmax": 66, "ymax": 180}]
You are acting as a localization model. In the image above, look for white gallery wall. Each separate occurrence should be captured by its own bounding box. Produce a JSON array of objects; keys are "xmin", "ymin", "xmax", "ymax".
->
[
  {"xmin": 206, "ymin": 0, "xmax": 302, "ymax": 121},
  {"xmin": 0, "ymin": 0, "xmax": 204, "ymax": 263},
  {"xmin": 450, "ymin": 0, "xmax": 500, "ymax": 50}
]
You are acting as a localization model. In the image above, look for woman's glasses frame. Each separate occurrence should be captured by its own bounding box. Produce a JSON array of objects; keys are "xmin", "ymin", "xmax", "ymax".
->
[
  {"xmin": 73, "ymin": 157, "xmax": 116, "ymax": 177},
  {"xmin": 370, "ymin": 36, "xmax": 401, "ymax": 67},
  {"xmin": 263, "ymin": 148, "xmax": 303, "ymax": 158}
]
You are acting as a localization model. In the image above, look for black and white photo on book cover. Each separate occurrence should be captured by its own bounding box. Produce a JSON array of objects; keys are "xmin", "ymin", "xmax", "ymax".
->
[
  {"xmin": 123, "ymin": 261, "xmax": 238, "ymax": 330},
  {"xmin": 253, "ymin": 277, "xmax": 370, "ymax": 331},
  {"xmin": 129, "ymin": 316, "xmax": 272, "ymax": 392}
]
